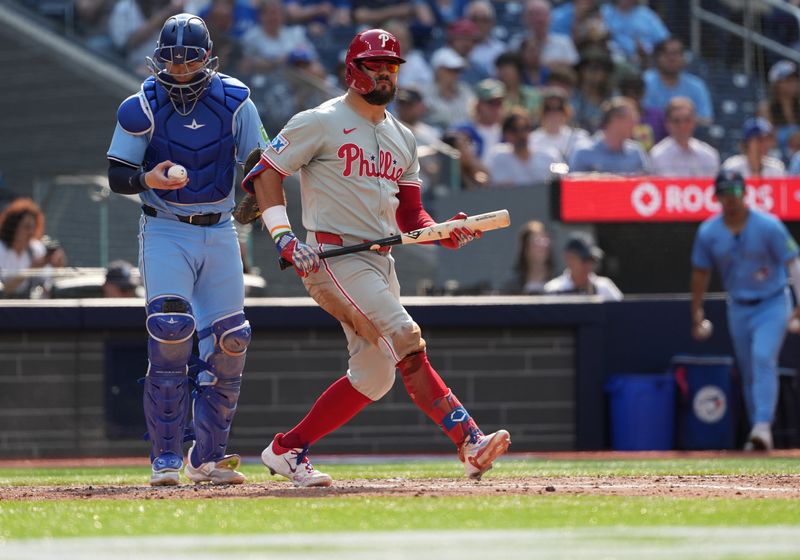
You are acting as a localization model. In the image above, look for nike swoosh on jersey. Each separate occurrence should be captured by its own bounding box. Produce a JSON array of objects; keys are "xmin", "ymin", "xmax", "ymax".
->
[{"xmin": 343, "ymin": 128, "xmax": 357, "ymax": 134}]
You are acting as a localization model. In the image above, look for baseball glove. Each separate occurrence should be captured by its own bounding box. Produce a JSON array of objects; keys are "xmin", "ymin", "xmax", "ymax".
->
[{"xmin": 233, "ymin": 147, "xmax": 264, "ymax": 225}]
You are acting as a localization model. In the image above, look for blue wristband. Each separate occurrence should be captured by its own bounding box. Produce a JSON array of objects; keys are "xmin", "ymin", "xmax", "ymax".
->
[{"xmin": 275, "ymin": 231, "xmax": 296, "ymax": 252}]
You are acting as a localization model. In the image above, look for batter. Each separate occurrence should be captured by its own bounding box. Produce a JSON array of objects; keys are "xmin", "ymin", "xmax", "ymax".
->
[{"xmin": 245, "ymin": 28, "xmax": 511, "ymax": 487}]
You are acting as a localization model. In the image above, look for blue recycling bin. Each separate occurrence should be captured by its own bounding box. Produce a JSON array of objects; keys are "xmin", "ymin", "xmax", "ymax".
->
[
  {"xmin": 605, "ymin": 373, "xmax": 676, "ymax": 450},
  {"xmin": 671, "ymin": 355, "xmax": 736, "ymax": 450}
]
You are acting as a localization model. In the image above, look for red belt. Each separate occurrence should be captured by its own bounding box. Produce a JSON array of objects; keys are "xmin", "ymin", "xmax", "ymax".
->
[
  {"xmin": 314, "ymin": 232, "xmax": 391, "ymax": 253},
  {"xmin": 314, "ymin": 232, "xmax": 345, "ymax": 246}
]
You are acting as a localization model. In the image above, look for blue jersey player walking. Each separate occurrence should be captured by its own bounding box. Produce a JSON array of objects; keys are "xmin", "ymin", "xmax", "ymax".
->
[
  {"xmin": 106, "ymin": 13, "xmax": 267, "ymax": 485},
  {"xmin": 690, "ymin": 170, "xmax": 800, "ymax": 451}
]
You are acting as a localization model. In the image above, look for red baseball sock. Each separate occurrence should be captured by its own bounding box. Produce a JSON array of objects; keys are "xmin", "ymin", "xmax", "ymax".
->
[
  {"xmin": 277, "ymin": 376, "xmax": 372, "ymax": 450},
  {"xmin": 397, "ymin": 351, "xmax": 482, "ymax": 446}
]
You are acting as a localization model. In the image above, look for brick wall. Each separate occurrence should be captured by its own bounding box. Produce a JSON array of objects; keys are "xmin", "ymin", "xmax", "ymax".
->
[{"xmin": 0, "ymin": 324, "xmax": 575, "ymax": 458}]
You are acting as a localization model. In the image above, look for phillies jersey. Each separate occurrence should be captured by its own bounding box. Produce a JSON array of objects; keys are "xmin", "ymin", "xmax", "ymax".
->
[{"xmin": 259, "ymin": 95, "xmax": 421, "ymax": 241}]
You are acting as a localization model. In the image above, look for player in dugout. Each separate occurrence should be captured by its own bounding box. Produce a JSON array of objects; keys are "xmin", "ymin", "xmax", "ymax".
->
[{"xmin": 242, "ymin": 29, "xmax": 511, "ymax": 487}]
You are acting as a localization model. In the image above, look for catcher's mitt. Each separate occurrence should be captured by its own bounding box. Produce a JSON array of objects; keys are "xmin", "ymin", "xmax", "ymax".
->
[{"xmin": 233, "ymin": 147, "xmax": 264, "ymax": 225}]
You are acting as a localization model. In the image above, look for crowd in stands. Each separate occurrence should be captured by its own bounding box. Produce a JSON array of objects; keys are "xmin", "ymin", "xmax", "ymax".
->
[
  {"xmin": 14, "ymin": 0, "xmax": 800, "ymax": 298},
  {"xmin": 54, "ymin": 0, "xmax": 800, "ymax": 192}
]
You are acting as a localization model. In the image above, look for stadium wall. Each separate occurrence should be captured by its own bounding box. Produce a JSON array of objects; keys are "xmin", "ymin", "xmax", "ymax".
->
[{"xmin": 2, "ymin": 295, "xmax": 780, "ymax": 459}]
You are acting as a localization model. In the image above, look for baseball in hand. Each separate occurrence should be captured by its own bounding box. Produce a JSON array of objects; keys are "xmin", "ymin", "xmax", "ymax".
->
[
  {"xmin": 694, "ymin": 319, "xmax": 713, "ymax": 340},
  {"xmin": 788, "ymin": 318, "xmax": 800, "ymax": 333},
  {"xmin": 167, "ymin": 165, "xmax": 187, "ymax": 181}
]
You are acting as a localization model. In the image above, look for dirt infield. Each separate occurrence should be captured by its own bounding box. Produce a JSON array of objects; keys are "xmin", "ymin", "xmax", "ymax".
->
[
  {"xmin": 3, "ymin": 451, "xmax": 800, "ymax": 501},
  {"xmin": 4, "ymin": 474, "xmax": 800, "ymax": 501}
]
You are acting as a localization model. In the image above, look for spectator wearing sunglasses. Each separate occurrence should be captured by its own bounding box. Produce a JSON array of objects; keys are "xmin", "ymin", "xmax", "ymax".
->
[
  {"xmin": 487, "ymin": 109, "xmax": 563, "ymax": 187},
  {"xmin": 650, "ymin": 97, "xmax": 719, "ymax": 178},
  {"xmin": 528, "ymin": 87, "xmax": 590, "ymax": 161}
]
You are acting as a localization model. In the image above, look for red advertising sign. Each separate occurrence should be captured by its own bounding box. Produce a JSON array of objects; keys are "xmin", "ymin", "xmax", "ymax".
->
[{"xmin": 561, "ymin": 176, "xmax": 800, "ymax": 222}]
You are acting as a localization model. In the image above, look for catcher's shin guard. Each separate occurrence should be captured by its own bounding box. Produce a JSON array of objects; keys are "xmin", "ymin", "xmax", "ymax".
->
[
  {"xmin": 398, "ymin": 351, "xmax": 482, "ymax": 446},
  {"xmin": 144, "ymin": 296, "xmax": 195, "ymax": 458},
  {"xmin": 191, "ymin": 312, "xmax": 251, "ymax": 464}
]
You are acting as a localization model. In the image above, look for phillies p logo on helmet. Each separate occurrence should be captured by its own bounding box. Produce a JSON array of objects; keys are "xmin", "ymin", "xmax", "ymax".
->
[{"xmin": 344, "ymin": 29, "xmax": 406, "ymax": 95}]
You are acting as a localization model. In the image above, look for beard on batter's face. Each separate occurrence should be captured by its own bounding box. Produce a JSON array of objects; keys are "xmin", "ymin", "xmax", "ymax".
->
[{"xmin": 362, "ymin": 77, "xmax": 396, "ymax": 105}]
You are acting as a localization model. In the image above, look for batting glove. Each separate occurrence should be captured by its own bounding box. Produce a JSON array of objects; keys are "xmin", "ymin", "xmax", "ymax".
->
[
  {"xmin": 438, "ymin": 212, "xmax": 482, "ymax": 250},
  {"xmin": 276, "ymin": 232, "xmax": 320, "ymax": 277}
]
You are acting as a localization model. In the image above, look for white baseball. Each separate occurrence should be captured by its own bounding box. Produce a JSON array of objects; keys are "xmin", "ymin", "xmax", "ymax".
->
[
  {"xmin": 694, "ymin": 319, "xmax": 713, "ymax": 340},
  {"xmin": 788, "ymin": 318, "xmax": 800, "ymax": 333},
  {"xmin": 167, "ymin": 165, "xmax": 187, "ymax": 180}
]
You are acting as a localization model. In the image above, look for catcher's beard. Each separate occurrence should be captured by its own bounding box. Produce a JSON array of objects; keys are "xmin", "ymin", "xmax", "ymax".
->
[{"xmin": 362, "ymin": 80, "xmax": 396, "ymax": 105}]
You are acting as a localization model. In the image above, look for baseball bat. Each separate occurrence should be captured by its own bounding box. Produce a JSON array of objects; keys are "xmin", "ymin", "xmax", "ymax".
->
[{"xmin": 279, "ymin": 209, "xmax": 511, "ymax": 270}]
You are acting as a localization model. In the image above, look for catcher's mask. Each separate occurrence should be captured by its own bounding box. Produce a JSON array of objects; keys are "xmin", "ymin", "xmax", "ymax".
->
[
  {"xmin": 345, "ymin": 29, "xmax": 405, "ymax": 95},
  {"xmin": 145, "ymin": 13, "xmax": 218, "ymax": 116}
]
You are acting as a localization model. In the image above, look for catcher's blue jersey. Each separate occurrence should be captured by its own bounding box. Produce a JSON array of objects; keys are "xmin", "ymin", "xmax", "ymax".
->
[
  {"xmin": 107, "ymin": 73, "xmax": 267, "ymax": 216},
  {"xmin": 108, "ymin": 73, "xmax": 267, "ymax": 323}
]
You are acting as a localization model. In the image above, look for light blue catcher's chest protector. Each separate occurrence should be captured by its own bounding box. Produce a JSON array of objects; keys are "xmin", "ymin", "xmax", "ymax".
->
[{"xmin": 118, "ymin": 73, "xmax": 249, "ymax": 204}]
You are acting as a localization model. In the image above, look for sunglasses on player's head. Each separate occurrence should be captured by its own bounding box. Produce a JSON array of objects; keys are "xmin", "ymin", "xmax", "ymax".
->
[{"xmin": 360, "ymin": 59, "xmax": 401, "ymax": 73}]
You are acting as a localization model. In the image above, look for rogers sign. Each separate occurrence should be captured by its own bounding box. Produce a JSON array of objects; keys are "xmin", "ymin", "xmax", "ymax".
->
[{"xmin": 561, "ymin": 176, "xmax": 795, "ymax": 222}]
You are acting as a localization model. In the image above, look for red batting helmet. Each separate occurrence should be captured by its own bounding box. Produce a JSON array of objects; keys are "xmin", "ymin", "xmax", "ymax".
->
[{"xmin": 345, "ymin": 29, "xmax": 406, "ymax": 95}]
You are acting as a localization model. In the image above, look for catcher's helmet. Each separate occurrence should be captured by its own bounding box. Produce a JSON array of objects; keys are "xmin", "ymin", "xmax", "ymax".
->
[
  {"xmin": 145, "ymin": 13, "xmax": 218, "ymax": 115},
  {"xmin": 345, "ymin": 29, "xmax": 405, "ymax": 95}
]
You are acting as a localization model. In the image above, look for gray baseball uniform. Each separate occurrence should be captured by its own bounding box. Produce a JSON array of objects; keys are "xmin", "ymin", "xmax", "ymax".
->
[{"xmin": 261, "ymin": 95, "xmax": 425, "ymax": 399}]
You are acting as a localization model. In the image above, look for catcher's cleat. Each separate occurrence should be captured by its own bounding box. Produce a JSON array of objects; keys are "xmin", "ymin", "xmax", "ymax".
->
[
  {"xmin": 459, "ymin": 429, "xmax": 511, "ymax": 481},
  {"xmin": 150, "ymin": 452, "xmax": 183, "ymax": 486},
  {"xmin": 261, "ymin": 434, "xmax": 332, "ymax": 488},
  {"xmin": 184, "ymin": 444, "xmax": 246, "ymax": 485}
]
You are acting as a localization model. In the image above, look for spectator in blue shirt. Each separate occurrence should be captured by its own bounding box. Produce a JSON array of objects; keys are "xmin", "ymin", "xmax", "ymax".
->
[
  {"xmin": 601, "ymin": 0, "xmax": 669, "ymax": 64},
  {"xmin": 568, "ymin": 96, "xmax": 651, "ymax": 175},
  {"xmin": 643, "ymin": 36, "xmax": 714, "ymax": 125}
]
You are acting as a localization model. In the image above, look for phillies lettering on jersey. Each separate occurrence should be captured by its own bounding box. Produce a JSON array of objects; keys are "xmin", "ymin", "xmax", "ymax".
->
[
  {"xmin": 252, "ymin": 95, "xmax": 422, "ymax": 240},
  {"xmin": 337, "ymin": 143, "xmax": 404, "ymax": 181}
]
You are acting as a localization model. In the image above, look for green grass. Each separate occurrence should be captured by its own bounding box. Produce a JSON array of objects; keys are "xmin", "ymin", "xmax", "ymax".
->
[
  {"xmin": 2, "ymin": 457, "xmax": 800, "ymax": 486},
  {"xmin": 2, "ymin": 457, "xmax": 800, "ymax": 550},
  {"xmin": 2, "ymin": 496, "xmax": 799, "ymax": 539}
]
